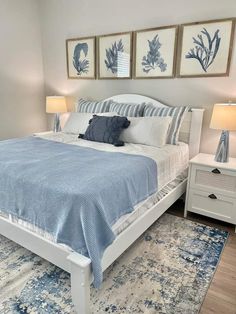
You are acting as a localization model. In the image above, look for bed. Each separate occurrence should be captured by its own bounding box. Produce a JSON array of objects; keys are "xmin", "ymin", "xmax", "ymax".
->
[{"xmin": 0, "ymin": 94, "xmax": 204, "ymax": 313}]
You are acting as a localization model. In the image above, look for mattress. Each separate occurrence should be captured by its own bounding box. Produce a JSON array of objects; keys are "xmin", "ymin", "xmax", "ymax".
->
[{"xmin": 0, "ymin": 133, "xmax": 189, "ymax": 249}]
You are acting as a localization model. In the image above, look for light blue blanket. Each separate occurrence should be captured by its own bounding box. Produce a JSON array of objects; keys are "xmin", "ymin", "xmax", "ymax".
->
[{"xmin": 0, "ymin": 137, "xmax": 157, "ymax": 287}]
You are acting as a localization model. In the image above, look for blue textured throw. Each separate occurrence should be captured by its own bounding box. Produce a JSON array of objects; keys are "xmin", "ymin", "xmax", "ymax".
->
[{"xmin": 0, "ymin": 137, "xmax": 157, "ymax": 287}]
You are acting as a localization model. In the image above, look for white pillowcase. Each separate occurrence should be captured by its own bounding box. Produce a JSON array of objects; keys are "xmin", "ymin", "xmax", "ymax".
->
[
  {"xmin": 120, "ymin": 116, "xmax": 172, "ymax": 147},
  {"xmin": 62, "ymin": 112, "xmax": 117, "ymax": 134}
]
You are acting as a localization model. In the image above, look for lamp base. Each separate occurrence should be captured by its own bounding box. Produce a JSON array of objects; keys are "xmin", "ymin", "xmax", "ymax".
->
[
  {"xmin": 53, "ymin": 113, "xmax": 61, "ymax": 132},
  {"xmin": 214, "ymin": 130, "xmax": 229, "ymax": 163}
]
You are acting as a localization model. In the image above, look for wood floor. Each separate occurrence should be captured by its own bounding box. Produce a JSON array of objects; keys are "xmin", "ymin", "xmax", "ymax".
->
[{"xmin": 167, "ymin": 200, "xmax": 236, "ymax": 314}]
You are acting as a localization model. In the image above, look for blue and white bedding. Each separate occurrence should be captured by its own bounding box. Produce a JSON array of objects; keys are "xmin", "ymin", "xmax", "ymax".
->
[{"xmin": 0, "ymin": 136, "xmax": 157, "ymax": 287}]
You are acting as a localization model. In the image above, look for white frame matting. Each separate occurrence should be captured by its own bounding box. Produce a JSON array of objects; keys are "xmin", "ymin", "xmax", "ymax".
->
[{"xmin": 0, "ymin": 94, "xmax": 204, "ymax": 314}]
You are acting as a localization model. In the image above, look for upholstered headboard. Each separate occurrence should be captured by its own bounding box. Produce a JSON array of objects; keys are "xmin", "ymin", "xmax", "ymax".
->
[{"xmin": 104, "ymin": 94, "xmax": 204, "ymax": 159}]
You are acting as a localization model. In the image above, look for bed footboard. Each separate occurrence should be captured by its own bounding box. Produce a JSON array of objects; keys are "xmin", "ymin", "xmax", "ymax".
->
[
  {"xmin": 67, "ymin": 253, "xmax": 92, "ymax": 314},
  {"xmin": 0, "ymin": 179, "xmax": 187, "ymax": 314}
]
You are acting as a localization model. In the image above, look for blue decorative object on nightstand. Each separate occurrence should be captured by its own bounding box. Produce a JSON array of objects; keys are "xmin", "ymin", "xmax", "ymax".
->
[{"xmin": 214, "ymin": 130, "xmax": 229, "ymax": 162}]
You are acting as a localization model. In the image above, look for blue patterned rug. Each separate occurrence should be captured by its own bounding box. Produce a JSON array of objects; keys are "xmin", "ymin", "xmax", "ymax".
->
[{"xmin": 0, "ymin": 214, "xmax": 228, "ymax": 314}]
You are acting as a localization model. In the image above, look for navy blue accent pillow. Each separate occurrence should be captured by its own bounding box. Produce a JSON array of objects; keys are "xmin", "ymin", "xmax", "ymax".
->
[{"xmin": 79, "ymin": 115, "xmax": 130, "ymax": 146}]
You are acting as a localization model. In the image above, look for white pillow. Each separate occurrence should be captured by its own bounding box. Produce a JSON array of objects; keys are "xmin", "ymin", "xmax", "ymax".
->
[
  {"xmin": 62, "ymin": 112, "xmax": 117, "ymax": 134},
  {"xmin": 120, "ymin": 116, "xmax": 172, "ymax": 147}
]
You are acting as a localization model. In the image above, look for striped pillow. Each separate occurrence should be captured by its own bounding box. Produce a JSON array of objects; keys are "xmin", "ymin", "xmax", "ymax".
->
[
  {"xmin": 76, "ymin": 99, "xmax": 111, "ymax": 113},
  {"xmin": 109, "ymin": 101, "xmax": 144, "ymax": 117},
  {"xmin": 143, "ymin": 105, "xmax": 189, "ymax": 144}
]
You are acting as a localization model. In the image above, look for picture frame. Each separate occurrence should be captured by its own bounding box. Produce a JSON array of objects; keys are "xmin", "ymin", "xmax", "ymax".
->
[
  {"xmin": 97, "ymin": 32, "xmax": 133, "ymax": 79},
  {"xmin": 66, "ymin": 36, "xmax": 96, "ymax": 79},
  {"xmin": 177, "ymin": 18, "xmax": 235, "ymax": 77},
  {"xmin": 133, "ymin": 25, "xmax": 178, "ymax": 79}
]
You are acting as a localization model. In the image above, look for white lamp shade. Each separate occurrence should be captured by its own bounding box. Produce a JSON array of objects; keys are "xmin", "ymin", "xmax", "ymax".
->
[
  {"xmin": 210, "ymin": 103, "xmax": 236, "ymax": 131},
  {"xmin": 46, "ymin": 96, "xmax": 67, "ymax": 113}
]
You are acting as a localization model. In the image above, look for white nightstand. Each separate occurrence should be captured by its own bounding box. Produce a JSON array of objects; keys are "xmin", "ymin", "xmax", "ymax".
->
[{"xmin": 185, "ymin": 153, "xmax": 236, "ymax": 232}]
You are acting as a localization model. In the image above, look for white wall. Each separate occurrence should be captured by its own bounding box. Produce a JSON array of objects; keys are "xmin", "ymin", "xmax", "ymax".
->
[
  {"xmin": 0, "ymin": 0, "xmax": 47, "ymax": 140},
  {"xmin": 39, "ymin": 0, "xmax": 236, "ymax": 157}
]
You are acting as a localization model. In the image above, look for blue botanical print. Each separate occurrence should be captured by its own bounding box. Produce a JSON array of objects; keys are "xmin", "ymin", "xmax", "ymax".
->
[
  {"xmin": 73, "ymin": 42, "xmax": 89, "ymax": 75},
  {"xmin": 142, "ymin": 34, "xmax": 167, "ymax": 73},
  {"xmin": 105, "ymin": 39, "xmax": 124, "ymax": 74},
  {"xmin": 185, "ymin": 28, "xmax": 221, "ymax": 72}
]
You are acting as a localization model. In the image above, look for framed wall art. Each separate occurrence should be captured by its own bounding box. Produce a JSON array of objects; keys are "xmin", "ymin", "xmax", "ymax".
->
[
  {"xmin": 177, "ymin": 18, "xmax": 235, "ymax": 77},
  {"xmin": 97, "ymin": 32, "xmax": 133, "ymax": 79},
  {"xmin": 134, "ymin": 25, "xmax": 178, "ymax": 78},
  {"xmin": 66, "ymin": 36, "xmax": 96, "ymax": 79}
]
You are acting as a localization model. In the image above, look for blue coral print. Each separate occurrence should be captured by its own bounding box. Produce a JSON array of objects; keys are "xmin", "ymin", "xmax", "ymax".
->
[
  {"xmin": 73, "ymin": 42, "xmax": 89, "ymax": 75},
  {"xmin": 186, "ymin": 28, "xmax": 221, "ymax": 72},
  {"xmin": 104, "ymin": 39, "xmax": 124, "ymax": 74},
  {"xmin": 142, "ymin": 34, "xmax": 167, "ymax": 73}
]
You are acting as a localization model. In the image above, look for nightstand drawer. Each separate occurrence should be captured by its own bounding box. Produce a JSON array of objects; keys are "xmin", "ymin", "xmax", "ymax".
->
[
  {"xmin": 190, "ymin": 164, "xmax": 236, "ymax": 196},
  {"xmin": 188, "ymin": 188, "xmax": 236, "ymax": 224}
]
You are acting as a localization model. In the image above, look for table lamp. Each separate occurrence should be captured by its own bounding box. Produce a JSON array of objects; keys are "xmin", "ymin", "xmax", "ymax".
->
[
  {"xmin": 46, "ymin": 96, "xmax": 67, "ymax": 132},
  {"xmin": 210, "ymin": 103, "xmax": 236, "ymax": 162}
]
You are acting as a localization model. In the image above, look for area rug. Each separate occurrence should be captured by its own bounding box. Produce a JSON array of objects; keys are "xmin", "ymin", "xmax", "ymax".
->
[{"xmin": 0, "ymin": 214, "xmax": 228, "ymax": 314}]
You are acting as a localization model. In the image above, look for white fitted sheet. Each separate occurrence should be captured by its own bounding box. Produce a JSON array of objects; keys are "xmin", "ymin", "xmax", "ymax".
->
[{"xmin": 0, "ymin": 133, "xmax": 189, "ymax": 249}]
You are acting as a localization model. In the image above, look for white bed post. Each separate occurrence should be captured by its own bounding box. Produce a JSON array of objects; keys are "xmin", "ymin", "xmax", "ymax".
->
[
  {"xmin": 67, "ymin": 253, "xmax": 92, "ymax": 314},
  {"xmin": 188, "ymin": 108, "xmax": 204, "ymax": 159}
]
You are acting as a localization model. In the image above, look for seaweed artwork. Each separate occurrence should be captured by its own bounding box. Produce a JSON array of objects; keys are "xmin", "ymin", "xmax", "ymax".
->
[
  {"xmin": 185, "ymin": 28, "xmax": 221, "ymax": 72},
  {"xmin": 104, "ymin": 39, "xmax": 124, "ymax": 74},
  {"xmin": 142, "ymin": 34, "xmax": 167, "ymax": 73},
  {"xmin": 73, "ymin": 42, "xmax": 89, "ymax": 75}
]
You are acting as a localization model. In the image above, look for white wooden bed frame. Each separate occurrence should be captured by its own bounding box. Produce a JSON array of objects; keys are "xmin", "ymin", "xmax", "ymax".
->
[{"xmin": 0, "ymin": 94, "xmax": 204, "ymax": 314}]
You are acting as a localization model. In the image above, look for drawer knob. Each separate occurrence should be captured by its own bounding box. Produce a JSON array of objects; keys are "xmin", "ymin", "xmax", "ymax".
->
[
  {"xmin": 208, "ymin": 193, "xmax": 217, "ymax": 199},
  {"xmin": 212, "ymin": 168, "xmax": 221, "ymax": 174}
]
